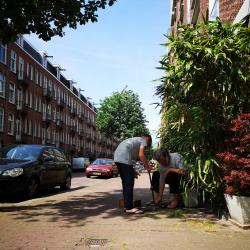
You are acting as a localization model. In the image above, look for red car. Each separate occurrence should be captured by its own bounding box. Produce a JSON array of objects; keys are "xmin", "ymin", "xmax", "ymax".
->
[{"xmin": 86, "ymin": 158, "xmax": 119, "ymax": 178}]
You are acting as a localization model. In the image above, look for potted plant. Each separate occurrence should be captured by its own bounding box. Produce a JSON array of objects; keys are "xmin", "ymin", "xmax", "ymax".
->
[{"xmin": 217, "ymin": 114, "xmax": 250, "ymax": 227}]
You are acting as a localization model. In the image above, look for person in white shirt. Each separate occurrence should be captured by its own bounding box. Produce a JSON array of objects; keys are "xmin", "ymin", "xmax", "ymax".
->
[{"xmin": 152, "ymin": 149, "xmax": 187, "ymax": 208}]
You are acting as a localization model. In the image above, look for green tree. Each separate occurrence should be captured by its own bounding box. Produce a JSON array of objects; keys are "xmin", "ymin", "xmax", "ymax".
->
[
  {"xmin": 157, "ymin": 20, "xmax": 250, "ymax": 202},
  {"xmin": 0, "ymin": 0, "xmax": 117, "ymax": 44},
  {"xmin": 96, "ymin": 88, "xmax": 149, "ymax": 140}
]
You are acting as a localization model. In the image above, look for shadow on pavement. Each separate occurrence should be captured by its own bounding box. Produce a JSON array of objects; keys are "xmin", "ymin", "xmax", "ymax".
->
[{"xmin": 0, "ymin": 187, "xmax": 225, "ymax": 228}]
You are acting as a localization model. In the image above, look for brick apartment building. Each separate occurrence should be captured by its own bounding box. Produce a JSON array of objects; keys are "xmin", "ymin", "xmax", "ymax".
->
[
  {"xmin": 0, "ymin": 36, "xmax": 118, "ymax": 160},
  {"xmin": 170, "ymin": 0, "xmax": 250, "ymax": 34}
]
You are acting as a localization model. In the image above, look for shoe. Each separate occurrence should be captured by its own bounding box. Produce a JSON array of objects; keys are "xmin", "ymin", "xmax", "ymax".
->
[{"xmin": 124, "ymin": 208, "xmax": 144, "ymax": 214}]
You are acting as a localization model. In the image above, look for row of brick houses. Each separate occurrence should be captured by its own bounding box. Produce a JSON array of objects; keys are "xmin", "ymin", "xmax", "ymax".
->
[
  {"xmin": 0, "ymin": 36, "xmax": 118, "ymax": 160},
  {"xmin": 170, "ymin": 0, "xmax": 249, "ymax": 34}
]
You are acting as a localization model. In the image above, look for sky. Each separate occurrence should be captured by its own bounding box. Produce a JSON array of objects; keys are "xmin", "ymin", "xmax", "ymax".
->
[{"xmin": 25, "ymin": 0, "xmax": 171, "ymax": 142}]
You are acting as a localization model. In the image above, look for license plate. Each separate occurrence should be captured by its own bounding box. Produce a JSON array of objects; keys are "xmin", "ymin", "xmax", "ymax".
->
[{"xmin": 93, "ymin": 172, "xmax": 101, "ymax": 176}]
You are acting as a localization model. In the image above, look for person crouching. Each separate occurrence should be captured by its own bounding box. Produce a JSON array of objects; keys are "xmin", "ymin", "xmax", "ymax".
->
[{"xmin": 152, "ymin": 149, "xmax": 187, "ymax": 208}]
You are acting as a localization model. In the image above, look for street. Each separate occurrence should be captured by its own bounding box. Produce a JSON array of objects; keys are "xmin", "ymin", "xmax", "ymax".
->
[{"xmin": 0, "ymin": 173, "xmax": 250, "ymax": 250}]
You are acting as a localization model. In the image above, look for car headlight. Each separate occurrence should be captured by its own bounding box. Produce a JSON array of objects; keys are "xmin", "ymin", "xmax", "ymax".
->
[
  {"xmin": 2, "ymin": 168, "xmax": 24, "ymax": 177},
  {"xmin": 87, "ymin": 167, "xmax": 92, "ymax": 171}
]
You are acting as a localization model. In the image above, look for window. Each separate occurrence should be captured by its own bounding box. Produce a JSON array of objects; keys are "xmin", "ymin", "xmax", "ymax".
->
[
  {"xmin": 10, "ymin": 50, "xmax": 17, "ymax": 73},
  {"xmin": 38, "ymin": 123, "xmax": 41, "ymax": 138},
  {"xmin": 8, "ymin": 82, "xmax": 15, "ymax": 104},
  {"xmin": 54, "ymin": 84, "xmax": 57, "ymax": 100},
  {"xmin": 28, "ymin": 119, "xmax": 32, "ymax": 135},
  {"xmin": 0, "ymin": 73, "xmax": 5, "ymax": 98},
  {"xmin": 34, "ymin": 122, "xmax": 37, "ymax": 137},
  {"xmin": 30, "ymin": 65, "xmax": 34, "ymax": 81},
  {"xmin": 18, "ymin": 57, "xmax": 24, "ymax": 79},
  {"xmin": 7, "ymin": 113, "xmax": 14, "ymax": 135},
  {"xmin": 43, "ymin": 76, "xmax": 47, "ymax": 89},
  {"xmin": 16, "ymin": 36, "xmax": 24, "ymax": 47},
  {"xmin": 0, "ymin": 42, "xmax": 6, "ymax": 64},
  {"xmin": 48, "ymin": 80, "xmax": 52, "ymax": 91},
  {"xmin": 42, "ymin": 128, "xmax": 46, "ymax": 144},
  {"xmin": 29, "ymin": 92, "xmax": 33, "ymax": 108},
  {"xmin": 24, "ymin": 118, "xmax": 28, "ymax": 134},
  {"xmin": 210, "ymin": 0, "xmax": 220, "ymax": 21},
  {"xmin": 0, "ymin": 107, "xmax": 4, "ymax": 131},
  {"xmin": 39, "ymin": 73, "xmax": 43, "ymax": 87},
  {"xmin": 53, "ymin": 149, "xmax": 66, "ymax": 162},
  {"xmin": 34, "ymin": 95, "xmax": 38, "ymax": 111},
  {"xmin": 35, "ymin": 70, "xmax": 39, "ymax": 84},
  {"xmin": 42, "ymin": 149, "xmax": 54, "ymax": 161},
  {"xmin": 16, "ymin": 88, "xmax": 22, "ymax": 109},
  {"xmin": 27, "ymin": 63, "xmax": 29, "ymax": 77},
  {"xmin": 16, "ymin": 119, "xmax": 21, "ymax": 137},
  {"xmin": 25, "ymin": 90, "xmax": 29, "ymax": 106}
]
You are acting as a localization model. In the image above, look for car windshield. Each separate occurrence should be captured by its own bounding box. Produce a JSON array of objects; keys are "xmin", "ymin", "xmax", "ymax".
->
[
  {"xmin": 92, "ymin": 159, "xmax": 113, "ymax": 166},
  {"xmin": 0, "ymin": 146, "xmax": 42, "ymax": 161}
]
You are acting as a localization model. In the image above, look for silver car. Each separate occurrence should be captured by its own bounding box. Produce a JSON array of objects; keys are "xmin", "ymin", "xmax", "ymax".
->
[{"xmin": 72, "ymin": 157, "xmax": 90, "ymax": 171}]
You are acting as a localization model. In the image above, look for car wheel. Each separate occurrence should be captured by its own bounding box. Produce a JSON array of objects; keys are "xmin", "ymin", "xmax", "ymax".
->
[
  {"xmin": 26, "ymin": 177, "xmax": 39, "ymax": 199},
  {"xmin": 60, "ymin": 174, "xmax": 71, "ymax": 191},
  {"xmin": 86, "ymin": 175, "xmax": 91, "ymax": 178}
]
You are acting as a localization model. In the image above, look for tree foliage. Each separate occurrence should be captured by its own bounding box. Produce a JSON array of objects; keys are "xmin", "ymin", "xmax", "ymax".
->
[
  {"xmin": 96, "ymin": 89, "xmax": 149, "ymax": 141},
  {"xmin": 0, "ymin": 0, "xmax": 117, "ymax": 44},
  {"xmin": 157, "ymin": 20, "xmax": 250, "ymax": 202}
]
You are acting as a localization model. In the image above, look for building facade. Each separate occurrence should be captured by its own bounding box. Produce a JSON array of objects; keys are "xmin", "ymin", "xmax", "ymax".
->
[
  {"xmin": 0, "ymin": 37, "xmax": 118, "ymax": 160},
  {"xmin": 170, "ymin": 0, "xmax": 249, "ymax": 34}
]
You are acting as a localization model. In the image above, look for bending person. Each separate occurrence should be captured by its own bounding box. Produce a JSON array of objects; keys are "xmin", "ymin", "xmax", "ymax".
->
[{"xmin": 114, "ymin": 135, "xmax": 152, "ymax": 214}]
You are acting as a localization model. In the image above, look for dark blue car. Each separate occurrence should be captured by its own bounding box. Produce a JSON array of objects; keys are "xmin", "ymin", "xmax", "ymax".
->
[{"xmin": 0, "ymin": 145, "xmax": 72, "ymax": 199}]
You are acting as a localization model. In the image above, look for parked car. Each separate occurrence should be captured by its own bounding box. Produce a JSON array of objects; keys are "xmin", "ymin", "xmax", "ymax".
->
[
  {"xmin": 86, "ymin": 158, "xmax": 118, "ymax": 178},
  {"xmin": 72, "ymin": 157, "xmax": 90, "ymax": 171},
  {"xmin": 0, "ymin": 145, "xmax": 72, "ymax": 199}
]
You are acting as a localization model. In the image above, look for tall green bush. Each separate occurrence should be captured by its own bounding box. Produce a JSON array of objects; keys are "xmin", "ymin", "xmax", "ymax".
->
[{"xmin": 157, "ymin": 20, "xmax": 250, "ymax": 203}]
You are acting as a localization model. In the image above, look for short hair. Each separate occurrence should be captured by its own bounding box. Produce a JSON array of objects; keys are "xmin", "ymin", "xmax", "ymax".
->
[{"xmin": 154, "ymin": 149, "xmax": 170, "ymax": 162}]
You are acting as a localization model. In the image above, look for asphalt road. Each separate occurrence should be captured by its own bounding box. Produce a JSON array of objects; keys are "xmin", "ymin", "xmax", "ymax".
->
[{"xmin": 71, "ymin": 171, "xmax": 112, "ymax": 189}]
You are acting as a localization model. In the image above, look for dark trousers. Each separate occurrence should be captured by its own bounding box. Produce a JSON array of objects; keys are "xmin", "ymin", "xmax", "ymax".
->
[
  {"xmin": 152, "ymin": 171, "xmax": 183, "ymax": 194},
  {"xmin": 115, "ymin": 162, "xmax": 134, "ymax": 210}
]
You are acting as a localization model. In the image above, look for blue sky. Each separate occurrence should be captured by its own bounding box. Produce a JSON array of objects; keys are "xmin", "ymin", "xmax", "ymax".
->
[{"xmin": 25, "ymin": 0, "xmax": 171, "ymax": 141}]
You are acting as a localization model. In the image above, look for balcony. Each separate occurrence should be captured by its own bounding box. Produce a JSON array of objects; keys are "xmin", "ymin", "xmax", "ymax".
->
[
  {"xmin": 43, "ymin": 113, "xmax": 52, "ymax": 123},
  {"xmin": 56, "ymin": 119, "xmax": 64, "ymax": 129},
  {"xmin": 79, "ymin": 129, "xmax": 85, "ymax": 137},
  {"xmin": 57, "ymin": 98, "xmax": 65, "ymax": 109},
  {"xmin": 70, "ymin": 107, "xmax": 77, "ymax": 117},
  {"xmin": 16, "ymin": 102, "xmax": 28, "ymax": 115},
  {"xmin": 70, "ymin": 125, "xmax": 77, "ymax": 134},
  {"xmin": 17, "ymin": 71, "xmax": 31, "ymax": 88},
  {"xmin": 43, "ymin": 88, "xmax": 52, "ymax": 100}
]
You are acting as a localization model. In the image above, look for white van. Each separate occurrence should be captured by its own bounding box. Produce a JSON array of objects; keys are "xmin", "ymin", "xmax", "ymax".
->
[{"xmin": 72, "ymin": 157, "xmax": 90, "ymax": 171}]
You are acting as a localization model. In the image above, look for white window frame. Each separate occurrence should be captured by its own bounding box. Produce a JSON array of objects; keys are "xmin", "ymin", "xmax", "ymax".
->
[
  {"xmin": 7, "ymin": 113, "xmax": 14, "ymax": 135},
  {"xmin": 10, "ymin": 50, "xmax": 17, "ymax": 73},
  {"xmin": 8, "ymin": 82, "xmax": 15, "ymax": 104},
  {"xmin": 0, "ymin": 73, "xmax": 5, "ymax": 98},
  {"xmin": 18, "ymin": 57, "xmax": 24, "ymax": 80},
  {"xmin": 0, "ymin": 42, "xmax": 7, "ymax": 64}
]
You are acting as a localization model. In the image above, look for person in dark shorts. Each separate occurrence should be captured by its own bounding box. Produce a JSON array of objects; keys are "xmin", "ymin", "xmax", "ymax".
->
[
  {"xmin": 152, "ymin": 149, "xmax": 187, "ymax": 208},
  {"xmin": 114, "ymin": 135, "xmax": 152, "ymax": 214}
]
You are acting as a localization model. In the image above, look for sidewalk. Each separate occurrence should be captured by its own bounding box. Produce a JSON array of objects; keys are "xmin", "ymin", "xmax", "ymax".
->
[{"xmin": 0, "ymin": 173, "xmax": 250, "ymax": 250}]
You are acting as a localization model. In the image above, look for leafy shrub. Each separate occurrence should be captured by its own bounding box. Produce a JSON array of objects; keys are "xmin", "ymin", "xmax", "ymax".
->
[{"xmin": 217, "ymin": 114, "xmax": 250, "ymax": 196}]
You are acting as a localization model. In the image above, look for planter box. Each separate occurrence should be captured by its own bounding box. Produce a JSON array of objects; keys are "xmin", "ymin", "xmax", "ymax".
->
[
  {"xmin": 225, "ymin": 194, "xmax": 250, "ymax": 226},
  {"xmin": 183, "ymin": 189, "xmax": 199, "ymax": 208}
]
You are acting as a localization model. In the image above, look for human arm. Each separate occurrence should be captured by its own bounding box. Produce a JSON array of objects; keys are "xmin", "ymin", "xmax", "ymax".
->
[{"xmin": 139, "ymin": 145, "xmax": 151, "ymax": 172}]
